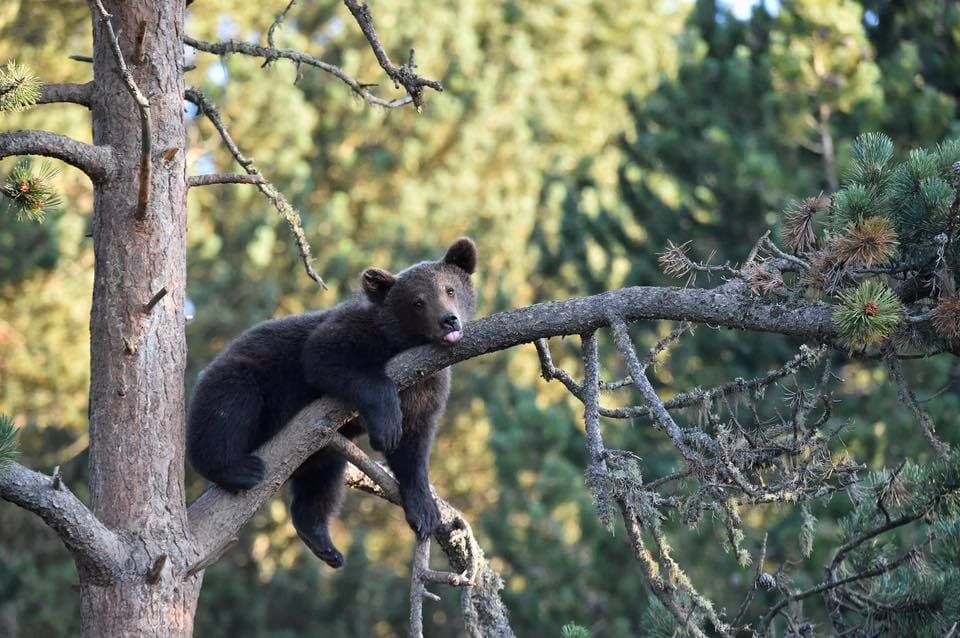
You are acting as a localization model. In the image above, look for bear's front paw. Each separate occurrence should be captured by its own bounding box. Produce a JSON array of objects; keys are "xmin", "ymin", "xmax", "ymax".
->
[
  {"xmin": 368, "ymin": 407, "xmax": 403, "ymax": 454},
  {"xmin": 402, "ymin": 490, "xmax": 441, "ymax": 540}
]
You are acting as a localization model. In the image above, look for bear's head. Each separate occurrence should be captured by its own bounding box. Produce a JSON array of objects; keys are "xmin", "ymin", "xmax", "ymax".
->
[{"xmin": 361, "ymin": 238, "xmax": 477, "ymax": 347}]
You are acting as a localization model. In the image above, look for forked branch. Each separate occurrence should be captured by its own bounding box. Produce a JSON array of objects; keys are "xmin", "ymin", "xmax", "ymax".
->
[
  {"xmin": 184, "ymin": 88, "xmax": 326, "ymax": 288},
  {"xmin": 342, "ymin": 0, "xmax": 444, "ymax": 111}
]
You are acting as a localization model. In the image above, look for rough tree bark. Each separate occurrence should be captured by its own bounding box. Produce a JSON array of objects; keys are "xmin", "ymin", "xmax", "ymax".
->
[{"xmin": 83, "ymin": 1, "xmax": 199, "ymax": 635}]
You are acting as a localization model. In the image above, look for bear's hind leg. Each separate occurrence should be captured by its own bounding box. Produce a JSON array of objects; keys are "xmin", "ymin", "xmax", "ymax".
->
[
  {"xmin": 291, "ymin": 450, "xmax": 348, "ymax": 568},
  {"xmin": 187, "ymin": 366, "xmax": 267, "ymax": 492}
]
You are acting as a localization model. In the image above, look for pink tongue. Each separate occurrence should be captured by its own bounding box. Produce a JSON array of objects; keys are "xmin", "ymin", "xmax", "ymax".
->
[{"xmin": 444, "ymin": 330, "xmax": 462, "ymax": 343}]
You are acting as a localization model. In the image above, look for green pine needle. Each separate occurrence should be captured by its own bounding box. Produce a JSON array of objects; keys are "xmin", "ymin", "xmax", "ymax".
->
[
  {"xmin": 849, "ymin": 132, "xmax": 894, "ymax": 188},
  {"xmin": 560, "ymin": 623, "xmax": 591, "ymax": 638},
  {"xmin": 0, "ymin": 60, "xmax": 41, "ymax": 112},
  {"xmin": 832, "ymin": 184, "xmax": 877, "ymax": 228},
  {"xmin": 0, "ymin": 415, "xmax": 20, "ymax": 478},
  {"xmin": 1, "ymin": 158, "xmax": 61, "ymax": 222},
  {"xmin": 834, "ymin": 280, "xmax": 904, "ymax": 351}
]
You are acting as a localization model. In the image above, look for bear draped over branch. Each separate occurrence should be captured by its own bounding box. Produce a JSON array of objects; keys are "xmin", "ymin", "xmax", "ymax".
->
[{"xmin": 187, "ymin": 238, "xmax": 478, "ymax": 568}]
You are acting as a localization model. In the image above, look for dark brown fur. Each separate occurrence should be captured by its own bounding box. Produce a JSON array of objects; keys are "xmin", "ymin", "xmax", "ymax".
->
[{"xmin": 187, "ymin": 238, "xmax": 477, "ymax": 567}]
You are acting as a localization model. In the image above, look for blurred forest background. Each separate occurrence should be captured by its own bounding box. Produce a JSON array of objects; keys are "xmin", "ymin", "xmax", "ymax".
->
[{"xmin": 2, "ymin": 0, "xmax": 959, "ymax": 635}]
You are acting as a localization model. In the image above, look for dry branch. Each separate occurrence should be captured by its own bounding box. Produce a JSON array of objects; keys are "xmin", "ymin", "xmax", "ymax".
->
[
  {"xmin": 184, "ymin": 88, "xmax": 326, "ymax": 288},
  {"xmin": 0, "ymin": 130, "xmax": 114, "ymax": 181},
  {"xmin": 342, "ymin": 0, "xmax": 444, "ymax": 111},
  {"xmin": 185, "ymin": 36, "xmax": 418, "ymax": 108},
  {"xmin": 886, "ymin": 353, "xmax": 950, "ymax": 460},
  {"xmin": 187, "ymin": 173, "xmax": 266, "ymax": 188}
]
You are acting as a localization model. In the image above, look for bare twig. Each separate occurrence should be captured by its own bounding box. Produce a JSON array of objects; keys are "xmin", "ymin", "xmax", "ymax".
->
[
  {"xmin": 92, "ymin": 0, "xmax": 152, "ymax": 219},
  {"xmin": 609, "ymin": 318, "xmax": 703, "ymax": 462},
  {"xmin": 187, "ymin": 173, "xmax": 266, "ymax": 188},
  {"xmin": 581, "ymin": 331, "xmax": 606, "ymax": 465},
  {"xmin": 266, "ymin": 0, "xmax": 297, "ymax": 52},
  {"xmin": 409, "ymin": 537, "xmax": 474, "ymax": 637},
  {"xmin": 142, "ymin": 285, "xmax": 169, "ymax": 314},
  {"xmin": 619, "ymin": 502, "xmax": 710, "ymax": 638},
  {"xmin": 732, "ymin": 533, "xmax": 768, "ymax": 628},
  {"xmin": 184, "ymin": 88, "xmax": 326, "ymax": 288},
  {"xmin": 184, "ymin": 36, "xmax": 416, "ymax": 108},
  {"xmin": 342, "ymin": 0, "xmax": 444, "ymax": 111},
  {"xmin": 886, "ymin": 353, "xmax": 950, "ymax": 460}
]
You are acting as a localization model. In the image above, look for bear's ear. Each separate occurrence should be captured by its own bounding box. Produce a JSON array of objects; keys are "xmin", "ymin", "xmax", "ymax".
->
[
  {"xmin": 443, "ymin": 237, "xmax": 477, "ymax": 275},
  {"xmin": 361, "ymin": 268, "xmax": 396, "ymax": 303}
]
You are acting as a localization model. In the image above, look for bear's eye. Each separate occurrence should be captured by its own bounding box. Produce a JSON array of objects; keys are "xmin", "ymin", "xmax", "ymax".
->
[
  {"xmin": 413, "ymin": 299, "xmax": 425, "ymax": 309},
  {"xmin": 446, "ymin": 287, "xmax": 455, "ymax": 298}
]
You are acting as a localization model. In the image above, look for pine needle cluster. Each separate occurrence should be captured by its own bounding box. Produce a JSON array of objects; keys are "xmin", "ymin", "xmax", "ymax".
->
[
  {"xmin": 829, "ymin": 216, "xmax": 899, "ymax": 267},
  {"xmin": 782, "ymin": 193, "xmax": 829, "ymax": 252},
  {"xmin": 0, "ymin": 60, "xmax": 41, "ymax": 112},
  {"xmin": 933, "ymin": 296, "xmax": 960, "ymax": 342},
  {"xmin": 0, "ymin": 415, "xmax": 20, "ymax": 478},
  {"xmin": 834, "ymin": 280, "xmax": 903, "ymax": 351},
  {"xmin": 1, "ymin": 158, "xmax": 62, "ymax": 221}
]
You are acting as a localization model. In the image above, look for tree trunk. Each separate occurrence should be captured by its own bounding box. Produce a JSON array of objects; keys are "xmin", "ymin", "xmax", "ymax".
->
[{"xmin": 83, "ymin": 1, "xmax": 200, "ymax": 634}]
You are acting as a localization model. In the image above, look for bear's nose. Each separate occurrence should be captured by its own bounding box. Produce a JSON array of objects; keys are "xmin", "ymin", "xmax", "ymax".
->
[{"xmin": 440, "ymin": 314, "xmax": 460, "ymax": 331}]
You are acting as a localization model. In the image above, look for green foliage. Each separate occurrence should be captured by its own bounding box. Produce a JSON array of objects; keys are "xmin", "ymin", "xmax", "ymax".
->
[
  {"xmin": 639, "ymin": 596, "xmax": 682, "ymax": 638},
  {"xmin": 834, "ymin": 280, "xmax": 903, "ymax": 351},
  {"xmin": 0, "ymin": 415, "xmax": 20, "ymax": 477},
  {"xmin": 848, "ymin": 131, "xmax": 894, "ymax": 191},
  {"xmin": 560, "ymin": 622, "xmax": 591, "ymax": 638},
  {"xmin": 827, "ymin": 455, "xmax": 960, "ymax": 636},
  {"xmin": 0, "ymin": 60, "xmax": 40, "ymax": 112},
  {"xmin": 1, "ymin": 158, "xmax": 61, "ymax": 222}
]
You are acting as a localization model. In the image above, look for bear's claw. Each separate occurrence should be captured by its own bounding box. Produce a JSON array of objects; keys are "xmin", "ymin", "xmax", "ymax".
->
[
  {"xmin": 403, "ymin": 490, "xmax": 441, "ymax": 540},
  {"xmin": 297, "ymin": 528, "xmax": 345, "ymax": 569}
]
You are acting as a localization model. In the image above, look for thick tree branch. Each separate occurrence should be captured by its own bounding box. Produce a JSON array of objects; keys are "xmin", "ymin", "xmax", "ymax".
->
[
  {"xmin": 182, "ymin": 284, "xmax": 846, "ymax": 632},
  {"xmin": 187, "ymin": 285, "xmax": 839, "ymax": 554},
  {"xmin": 0, "ymin": 130, "xmax": 113, "ymax": 181},
  {"xmin": 0, "ymin": 462, "xmax": 125, "ymax": 585},
  {"xmin": 37, "ymin": 82, "xmax": 93, "ymax": 107}
]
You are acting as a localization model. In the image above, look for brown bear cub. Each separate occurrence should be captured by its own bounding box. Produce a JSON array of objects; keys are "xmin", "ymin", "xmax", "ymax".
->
[{"xmin": 187, "ymin": 238, "xmax": 477, "ymax": 568}]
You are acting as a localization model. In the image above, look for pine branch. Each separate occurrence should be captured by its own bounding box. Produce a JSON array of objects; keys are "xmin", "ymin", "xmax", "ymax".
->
[
  {"xmin": 0, "ymin": 130, "xmax": 114, "ymax": 181},
  {"xmin": 186, "ymin": 283, "xmax": 842, "ymax": 563}
]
